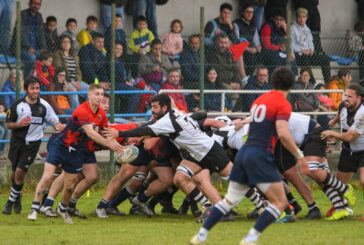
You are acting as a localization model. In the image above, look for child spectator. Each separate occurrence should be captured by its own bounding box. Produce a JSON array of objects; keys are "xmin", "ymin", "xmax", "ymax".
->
[
  {"xmin": 104, "ymin": 14, "xmax": 127, "ymax": 52},
  {"xmin": 326, "ymin": 69, "xmax": 352, "ymax": 110},
  {"xmin": 33, "ymin": 51, "xmax": 54, "ymax": 90},
  {"xmin": 128, "ymin": 15, "xmax": 155, "ymax": 76},
  {"xmin": 62, "ymin": 18, "xmax": 79, "ymax": 52},
  {"xmin": 161, "ymin": 19, "xmax": 183, "ymax": 63},
  {"xmin": 77, "ymin": 15, "xmax": 98, "ymax": 48},
  {"xmin": 0, "ymin": 99, "xmax": 8, "ymax": 159},
  {"xmin": 315, "ymin": 83, "xmax": 333, "ymax": 112},
  {"xmin": 44, "ymin": 15, "xmax": 59, "ymax": 53}
]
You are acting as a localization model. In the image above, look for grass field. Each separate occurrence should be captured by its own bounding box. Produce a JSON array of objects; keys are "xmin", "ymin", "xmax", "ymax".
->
[{"xmin": 1, "ymin": 188, "xmax": 364, "ymax": 245}]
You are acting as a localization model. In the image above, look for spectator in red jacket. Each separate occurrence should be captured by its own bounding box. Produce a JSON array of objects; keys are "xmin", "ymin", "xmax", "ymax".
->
[
  {"xmin": 161, "ymin": 68, "xmax": 187, "ymax": 112},
  {"xmin": 33, "ymin": 51, "xmax": 54, "ymax": 90}
]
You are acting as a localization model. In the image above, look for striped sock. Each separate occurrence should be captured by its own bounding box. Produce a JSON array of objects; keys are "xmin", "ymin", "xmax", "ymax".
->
[
  {"xmin": 322, "ymin": 185, "xmax": 346, "ymax": 210},
  {"xmin": 188, "ymin": 187, "xmax": 211, "ymax": 208},
  {"xmin": 254, "ymin": 204, "xmax": 281, "ymax": 232},
  {"xmin": 203, "ymin": 201, "xmax": 228, "ymax": 230},
  {"xmin": 31, "ymin": 202, "xmax": 40, "ymax": 211},
  {"xmin": 8, "ymin": 183, "xmax": 23, "ymax": 203},
  {"xmin": 43, "ymin": 197, "xmax": 55, "ymax": 208},
  {"xmin": 108, "ymin": 187, "xmax": 133, "ymax": 208},
  {"xmin": 97, "ymin": 199, "xmax": 109, "ymax": 209},
  {"xmin": 69, "ymin": 198, "xmax": 78, "ymax": 208},
  {"xmin": 308, "ymin": 202, "xmax": 317, "ymax": 211},
  {"xmin": 245, "ymin": 187, "xmax": 264, "ymax": 210},
  {"xmin": 58, "ymin": 202, "xmax": 68, "ymax": 213},
  {"xmin": 323, "ymin": 173, "xmax": 348, "ymax": 194}
]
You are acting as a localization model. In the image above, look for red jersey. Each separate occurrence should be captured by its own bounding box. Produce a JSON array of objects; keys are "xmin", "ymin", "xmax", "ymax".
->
[
  {"xmin": 60, "ymin": 102, "xmax": 108, "ymax": 151},
  {"xmin": 109, "ymin": 123, "xmax": 138, "ymax": 144},
  {"xmin": 246, "ymin": 90, "xmax": 291, "ymax": 152}
]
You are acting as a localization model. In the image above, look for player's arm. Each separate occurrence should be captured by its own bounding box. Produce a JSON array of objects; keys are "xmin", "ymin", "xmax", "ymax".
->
[
  {"xmin": 82, "ymin": 124, "xmax": 123, "ymax": 153},
  {"xmin": 143, "ymin": 137, "xmax": 160, "ymax": 151},
  {"xmin": 276, "ymin": 119, "xmax": 309, "ymax": 174},
  {"xmin": 203, "ymin": 118, "xmax": 226, "ymax": 129},
  {"xmin": 321, "ymin": 129, "xmax": 359, "ymax": 142},
  {"xmin": 104, "ymin": 125, "xmax": 157, "ymax": 139}
]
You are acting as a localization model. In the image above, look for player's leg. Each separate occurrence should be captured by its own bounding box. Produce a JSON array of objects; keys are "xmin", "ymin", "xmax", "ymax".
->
[
  {"xmin": 132, "ymin": 166, "xmax": 174, "ymax": 216},
  {"xmin": 27, "ymin": 163, "xmax": 59, "ymax": 220},
  {"xmin": 41, "ymin": 171, "xmax": 64, "ymax": 217},
  {"xmin": 193, "ymin": 169, "xmax": 222, "ymax": 204},
  {"xmin": 95, "ymin": 163, "xmax": 139, "ymax": 218}
]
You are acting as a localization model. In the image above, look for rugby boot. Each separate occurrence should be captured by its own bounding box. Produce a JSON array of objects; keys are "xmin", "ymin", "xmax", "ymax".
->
[
  {"xmin": 325, "ymin": 209, "xmax": 350, "ymax": 221},
  {"xmin": 2, "ymin": 201, "xmax": 13, "ymax": 215},
  {"xmin": 68, "ymin": 207, "xmax": 87, "ymax": 219},
  {"xmin": 305, "ymin": 207, "xmax": 321, "ymax": 219},
  {"xmin": 132, "ymin": 197, "xmax": 154, "ymax": 217},
  {"xmin": 189, "ymin": 234, "xmax": 205, "ymax": 245},
  {"xmin": 106, "ymin": 207, "xmax": 125, "ymax": 216},
  {"xmin": 13, "ymin": 195, "xmax": 22, "ymax": 214},
  {"xmin": 344, "ymin": 184, "xmax": 356, "ymax": 207},
  {"xmin": 27, "ymin": 209, "xmax": 38, "ymax": 221},
  {"xmin": 57, "ymin": 207, "xmax": 74, "ymax": 224}
]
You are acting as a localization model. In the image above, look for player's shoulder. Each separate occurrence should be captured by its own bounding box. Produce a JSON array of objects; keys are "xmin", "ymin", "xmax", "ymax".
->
[{"xmin": 109, "ymin": 123, "xmax": 138, "ymax": 131}]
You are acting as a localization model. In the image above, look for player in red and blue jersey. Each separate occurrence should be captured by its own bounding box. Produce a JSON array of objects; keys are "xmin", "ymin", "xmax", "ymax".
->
[
  {"xmin": 191, "ymin": 67, "xmax": 309, "ymax": 245},
  {"xmin": 28, "ymin": 84, "xmax": 123, "ymax": 224}
]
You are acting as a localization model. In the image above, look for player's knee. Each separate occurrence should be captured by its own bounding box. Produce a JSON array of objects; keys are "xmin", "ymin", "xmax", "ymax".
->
[
  {"xmin": 86, "ymin": 172, "xmax": 100, "ymax": 184},
  {"xmin": 174, "ymin": 165, "xmax": 194, "ymax": 187}
]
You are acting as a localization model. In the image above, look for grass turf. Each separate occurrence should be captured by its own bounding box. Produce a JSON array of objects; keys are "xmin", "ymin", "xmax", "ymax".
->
[{"xmin": 1, "ymin": 188, "xmax": 364, "ymax": 245}]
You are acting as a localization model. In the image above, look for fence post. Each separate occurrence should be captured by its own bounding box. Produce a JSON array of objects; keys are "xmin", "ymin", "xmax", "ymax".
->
[
  {"xmin": 199, "ymin": 6, "xmax": 205, "ymax": 110},
  {"xmin": 109, "ymin": 3, "xmax": 116, "ymax": 177},
  {"xmin": 16, "ymin": 1, "xmax": 21, "ymax": 100},
  {"xmin": 286, "ymin": 3, "xmax": 291, "ymax": 67}
]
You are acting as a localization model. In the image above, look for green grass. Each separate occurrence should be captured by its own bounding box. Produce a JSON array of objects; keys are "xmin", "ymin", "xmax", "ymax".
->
[{"xmin": 1, "ymin": 188, "xmax": 364, "ymax": 245}]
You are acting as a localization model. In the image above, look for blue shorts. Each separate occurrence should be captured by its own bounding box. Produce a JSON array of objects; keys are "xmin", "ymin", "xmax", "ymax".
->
[
  {"xmin": 230, "ymin": 145, "xmax": 281, "ymax": 185},
  {"xmin": 83, "ymin": 151, "xmax": 97, "ymax": 164},
  {"xmin": 46, "ymin": 139, "xmax": 83, "ymax": 174}
]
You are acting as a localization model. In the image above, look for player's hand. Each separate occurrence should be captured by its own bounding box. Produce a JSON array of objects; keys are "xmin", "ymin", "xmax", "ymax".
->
[
  {"xmin": 54, "ymin": 123, "xmax": 66, "ymax": 132},
  {"xmin": 233, "ymin": 119, "xmax": 245, "ymax": 130},
  {"xmin": 103, "ymin": 127, "xmax": 119, "ymax": 138},
  {"xmin": 18, "ymin": 116, "xmax": 31, "ymax": 127},
  {"xmin": 108, "ymin": 140, "xmax": 123, "ymax": 153},
  {"xmin": 320, "ymin": 130, "xmax": 335, "ymax": 140},
  {"xmin": 297, "ymin": 158, "xmax": 309, "ymax": 175}
]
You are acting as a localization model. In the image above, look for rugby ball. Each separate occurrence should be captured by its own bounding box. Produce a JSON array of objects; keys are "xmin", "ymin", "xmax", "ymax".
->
[{"xmin": 115, "ymin": 145, "xmax": 139, "ymax": 164}]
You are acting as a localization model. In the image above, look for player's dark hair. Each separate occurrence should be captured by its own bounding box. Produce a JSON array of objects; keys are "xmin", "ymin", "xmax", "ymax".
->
[
  {"xmin": 347, "ymin": 84, "xmax": 363, "ymax": 97},
  {"xmin": 103, "ymin": 92, "xmax": 111, "ymax": 99},
  {"xmin": 271, "ymin": 67, "xmax": 295, "ymax": 91},
  {"xmin": 338, "ymin": 68, "xmax": 350, "ymax": 78},
  {"xmin": 220, "ymin": 2, "xmax": 233, "ymax": 12},
  {"xmin": 24, "ymin": 76, "xmax": 41, "ymax": 90},
  {"xmin": 150, "ymin": 94, "xmax": 171, "ymax": 111}
]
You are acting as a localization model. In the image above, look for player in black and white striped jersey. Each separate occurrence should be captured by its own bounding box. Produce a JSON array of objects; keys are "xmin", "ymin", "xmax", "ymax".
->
[{"xmin": 2, "ymin": 76, "xmax": 64, "ymax": 215}]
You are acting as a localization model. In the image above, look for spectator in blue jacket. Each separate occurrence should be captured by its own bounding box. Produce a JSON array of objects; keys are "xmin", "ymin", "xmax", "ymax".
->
[
  {"xmin": 180, "ymin": 34, "xmax": 201, "ymax": 89},
  {"xmin": 10, "ymin": 0, "xmax": 47, "ymax": 77},
  {"xmin": 1, "ymin": 70, "xmax": 24, "ymax": 108},
  {"xmin": 104, "ymin": 14, "xmax": 127, "ymax": 52},
  {"xmin": 234, "ymin": 65, "xmax": 271, "ymax": 112},
  {"xmin": 79, "ymin": 32, "xmax": 109, "ymax": 89}
]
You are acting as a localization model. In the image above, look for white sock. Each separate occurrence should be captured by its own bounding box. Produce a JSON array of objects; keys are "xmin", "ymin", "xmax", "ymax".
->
[
  {"xmin": 198, "ymin": 227, "xmax": 208, "ymax": 241},
  {"xmin": 244, "ymin": 228, "xmax": 260, "ymax": 243}
]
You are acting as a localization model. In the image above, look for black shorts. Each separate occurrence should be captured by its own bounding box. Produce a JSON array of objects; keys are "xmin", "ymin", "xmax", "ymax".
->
[
  {"xmin": 338, "ymin": 148, "xmax": 364, "ymax": 173},
  {"xmin": 83, "ymin": 151, "xmax": 97, "ymax": 164},
  {"xmin": 8, "ymin": 139, "xmax": 41, "ymax": 171},
  {"xmin": 302, "ymin": 127, "xmax": 326, "ymax": 157},
  {"xmin": 274, "ymin": 141, "xmax": 296, "ymax": 174},
  {"xmin": 180, "ymin": 141, "xmax": 230, "ymax": 173},
  {"xmin": 130, "ymin": 146, "xmax": 151, "ymax": 167}
]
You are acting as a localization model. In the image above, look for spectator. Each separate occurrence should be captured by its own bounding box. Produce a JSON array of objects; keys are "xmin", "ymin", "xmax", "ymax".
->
[
  {"xmin": 132, "ymin": 0, "xmax": 158, "ymax": 37},
  {"xmin": 161, "ymin": 19, "xmax": 183, "ymax": 64},
  {"xmin": 290, "ymin": 7, "xmax": 331, "ymax": 83},
  {"xmin": 234, "ymin": 65, "xmax": 271, "ymax": 112},
  {"xmin": 44, "ymin": 15, "xmax": 58, "ymax": 53},
  {"xmin": 112, "ymin": 42, "xmax": 140, "ymax": 113},
  {"xmin": 128, "ymin": 15, "xmax": 155, "ymax": 77},
  {"xmin": 10, "ymin": 0, "xmax": 47, "ymax": 77},
  {"xmin": 0, "ymin": 98, "xmax": 8, "ymax": 159},
  {"xmin": 291, "ymin": 68, "xmax": 320, "ymax": 112},
  {"xmin": 79, "ymin": 32, "xmax": 109, "ymax": 89},
  {"xmin": 33, "ymin": 51, "xmax": 54, "ymax": 90},
  {"xmin": 161, "ymin": 68, "xmax": 188, "ymax": 112},
  {"xmin": 45, "ymin": 68, "xmax": 78, "ymax": 119},
  {"xmin": 138, "ymin": 39, "xmax": 174, "ymax": 91},
  {"xmin": 186, "ymin": 93, "xmax": 201, "ymax": 112},
  {"xmin": 77, "ymin": 15, "xmax": 98, "ymax": 48},
  {"xmin": 0, "ymin": 0, "xmax": 14, "ymax": 52},
  {"xmin": 100, "ymin": 0, "xmax": 125, "ymax": 30},
  {"xmin": 179, "ymin": 34, "xmax": 201, "ymax": 89},
  {"xmin": 53, "ymin": 34, "xmax": 89, "ymax": 98},
  {"xmin": 206, "ymin": 34, "xmax": 242, "ymax": 89},
  {"xmin": 204, "ymin": 2, "xmax": 238, "ymax": 46},
  {"xmin": 265, "ymin": 0, "xmax": 288, "ymax": 20},
  {"xmin": 260, "ymin": 8, "xmax": 297, "ymax": 75},
  {"xmin": 233, "ymin": 4, "xmax": 262, "ymax": 76},
  {"xmin": 1, "ymin": 70, "xmax": 24, "ymax": 108},
  {"xmin": 62, "ymin": 18, "xmax": 79, "ymax": 53},
  {"xmin": 104, "ymin": 14, "xmax": 127, "ymax": 52},
  {"xmin": 204, "ymin": 67, "xmax": 232, "ymax": 112},
  {"xmin": 292, "ymin": 0, "xmax": 323, "ymax": 53},
  {"xmin": 347, "ymin": 21, "xmax": 364, "ymax": 58},
  {"xmin": 327, "ymin": 69, "xmax": 352, "ymax": 110}
]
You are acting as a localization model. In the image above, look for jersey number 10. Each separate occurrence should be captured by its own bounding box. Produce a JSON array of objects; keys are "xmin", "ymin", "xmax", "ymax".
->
[{"xmin": 250, "ymin": 104, "xmax": 267, "ymax": 123}]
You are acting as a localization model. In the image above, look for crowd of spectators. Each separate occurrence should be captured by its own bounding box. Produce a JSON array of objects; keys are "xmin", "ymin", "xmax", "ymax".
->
[{"xmin": 0, "ymin": 0, "xmax": 362, "ymax": 119}]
